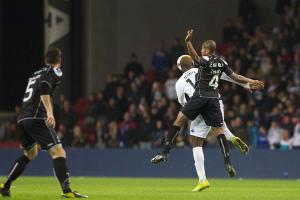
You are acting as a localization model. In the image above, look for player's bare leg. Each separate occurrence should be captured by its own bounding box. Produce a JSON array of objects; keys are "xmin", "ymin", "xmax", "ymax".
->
[
  {"xmin": 190, "ymin": 136, "xmax": 210, "ymax": 192},
  {"xmin": 49, "ymin": 145, "xmax": 88, "ymax": 198},
  {"xmin": 212, "ymin": 127, "xmax": 236, "ymax": 177},
  {"xmin": 151, "ymin": 111, "xmax": 188, "ymax": 164},
  {"xmin": 0, "ymin": 145, "xmax": 38, "ymax": 197},
  {"xmin": 223, "ymin": 123, "xmax": 249, "ymax": 155}
]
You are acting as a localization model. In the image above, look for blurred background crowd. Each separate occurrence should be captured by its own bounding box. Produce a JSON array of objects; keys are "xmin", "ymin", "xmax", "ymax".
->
[{"xmin": 1, "ymin": 0, "xmax": 300, "ymax": 150}]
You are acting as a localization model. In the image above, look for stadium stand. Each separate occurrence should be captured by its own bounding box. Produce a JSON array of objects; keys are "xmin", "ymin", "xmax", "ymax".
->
[{"xmin": 1, "ymin": 0, "xmax": 300, "ymax": 150}]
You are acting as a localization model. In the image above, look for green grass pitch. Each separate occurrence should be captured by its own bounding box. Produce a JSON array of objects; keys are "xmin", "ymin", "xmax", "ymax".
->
[{"xmin": 1, "ymin": 177, "xmax": 300, "ymax": 200}]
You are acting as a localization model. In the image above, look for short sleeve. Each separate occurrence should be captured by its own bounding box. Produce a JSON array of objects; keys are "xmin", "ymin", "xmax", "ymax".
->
[
  {"xmin": 222, "ymin": 60, "xmax": 233, "ymax": 76},
  {"xmin": 40, "ymin": 67, "xmax": 63, "ymax": 89},
  {"xmin": 194, "ymin": 56, "xmax": 209, "ymax": 67}
]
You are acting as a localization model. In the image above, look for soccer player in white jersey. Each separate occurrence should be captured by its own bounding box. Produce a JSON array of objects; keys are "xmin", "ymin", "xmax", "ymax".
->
[{"xmin": 176, "ymin": 55, "xmax": 252, "ymax": 191}]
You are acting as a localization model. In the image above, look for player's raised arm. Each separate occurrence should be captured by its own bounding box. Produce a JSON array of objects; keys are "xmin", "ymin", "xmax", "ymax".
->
[{"xmin": 185, "ymin": 29, "xmax": 201, "ymax": 62}]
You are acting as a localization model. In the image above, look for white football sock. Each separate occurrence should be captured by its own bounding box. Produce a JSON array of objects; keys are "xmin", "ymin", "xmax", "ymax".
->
[
  {"xmin": 192, "ymin": 147, "xmax": 206, "ymax": 182},
  {"xmin": 223, "ymin": 123, "xmax": 235, "ymax": 141}
]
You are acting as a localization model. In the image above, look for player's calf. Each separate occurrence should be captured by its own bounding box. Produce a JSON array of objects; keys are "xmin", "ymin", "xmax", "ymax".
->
[
  {"xmin": 162, "ymin": 112, "xmax": 188, "ymax": 154},
  {"xmin": 49, "ymin": 145, "xmax": 71, "ymax": 193},
  {"xmin": 1, "ymin": 145, "xmax": 36, "ymax": 193},
  {"xmin": 151, "ymin": 112, "xmax": 188, "ymax": 164},
  {"xmin": 213, "ymin": 127, "xmax": 236, "ymax": 177},
  {"xmin": 49, "ymin": 145, "xmax": 88, "ymax": 198}
]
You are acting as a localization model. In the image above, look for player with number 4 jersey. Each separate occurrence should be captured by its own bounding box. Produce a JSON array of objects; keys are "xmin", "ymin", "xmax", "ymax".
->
[
  {"xmin": 175, "ymin": 55, "xmax": 250, "ymax": 191},
  {"xmin": 151, "ymin": 29, "xmax": 264, "ymax": 179}
]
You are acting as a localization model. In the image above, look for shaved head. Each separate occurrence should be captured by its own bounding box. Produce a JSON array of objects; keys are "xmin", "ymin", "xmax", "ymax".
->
[
  {"xmin": 177, "ymin": 55, "xmax": 193, "ymax": 71},
  {"xmin": 201, "ymin": 40, "xmax": 216, "ymax": 55}
]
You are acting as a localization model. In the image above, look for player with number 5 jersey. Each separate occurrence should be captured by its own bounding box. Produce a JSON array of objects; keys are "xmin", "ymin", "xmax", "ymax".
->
[
  {"xmin": 0, "ymin": 47, "xmax": 87, "ymax": 198},
  {"xmin": 19, "ymin": 62, "xmax": 62, "ymax": 121}
]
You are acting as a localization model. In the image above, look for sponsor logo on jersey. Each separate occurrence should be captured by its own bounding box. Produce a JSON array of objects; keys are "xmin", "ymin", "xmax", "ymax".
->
[{"xmin": 54, "ymin": 68, "xmax": 63, "ymax": 77}]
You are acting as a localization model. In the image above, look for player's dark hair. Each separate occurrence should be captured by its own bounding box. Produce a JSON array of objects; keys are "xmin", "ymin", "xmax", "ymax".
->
[
  {"xmin": 202, "ymin": 40, "xmax": 216, "ymax": 54},
  {"xmin": 46, "ymin": 47, "xmax": 62, "ymax": 65}
]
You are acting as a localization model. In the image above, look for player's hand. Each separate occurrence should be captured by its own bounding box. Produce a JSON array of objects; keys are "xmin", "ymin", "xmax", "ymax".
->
[
  {"xmin": 249, "ymin": 80, "xmax": 264, "ymax": 90},
  {"xmin": 46, "ymin": 115, "xmax": 56, "ymax": 128},
  {"xmin": 150, "ymin": 153, "xmax": 169, "ymax": 164},
  {"xmin": 185, "ymin": 29, "xmax": 194, "ymax": 42}
]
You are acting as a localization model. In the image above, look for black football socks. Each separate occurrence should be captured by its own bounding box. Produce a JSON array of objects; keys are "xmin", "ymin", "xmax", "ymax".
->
[
  {"xmin": 4, "ymin": 155, "xmax": 30, "ymax": 190},
  {"xmin": 53, "ymin": 157, "xmax": 72, "ymax": 193},
  {"xmin": 217, "ymin": 134, "xmax": 231, "ymax": 165},
  {"xmin": 162, "ymin": 125, "xmax": 181, "ymax": 154}
]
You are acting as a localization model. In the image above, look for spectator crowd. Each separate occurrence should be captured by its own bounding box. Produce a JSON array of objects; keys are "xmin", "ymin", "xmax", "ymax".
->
[{"xmin": 1, "ymin": 0, "xmax": 300, "ymax": 150}]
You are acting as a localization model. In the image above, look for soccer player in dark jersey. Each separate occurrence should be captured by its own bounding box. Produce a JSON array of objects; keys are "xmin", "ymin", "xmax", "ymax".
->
[
  {"xmin": 151, "ymin": 30, "xmax": 264, "ymax": 177},
  {"xmin": 0, "ymin": 47, "xmax": 87, "ymax": 198}
]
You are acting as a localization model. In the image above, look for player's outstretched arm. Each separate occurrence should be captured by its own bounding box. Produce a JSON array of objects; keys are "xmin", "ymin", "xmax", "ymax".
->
[
  {"xmin": 220, "ymin": 73, "xmax": 250, "ymax": 89},
  {"xmin": 229, "ymin": 72, "xmax": 264, "ymax": 90},
  {"xmin": 185, "ymin": 29, "xmax": 200, "ymax": 62}
]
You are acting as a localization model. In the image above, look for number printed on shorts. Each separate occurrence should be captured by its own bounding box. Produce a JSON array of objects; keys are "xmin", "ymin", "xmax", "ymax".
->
[
  {"xmin": 209, "ymin": 74, "xmax": 219, "ymax": 89},
  {"xmin": 23, "ymin": 78, "xmax": 36, "ymax": 102}
]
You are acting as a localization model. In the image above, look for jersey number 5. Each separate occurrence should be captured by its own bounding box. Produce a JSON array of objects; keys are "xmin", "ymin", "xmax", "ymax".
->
[
  {"xmin": 209, "ymin": 75, "xmax": 219, "ymax": 89},
  {"xmin": 23, "ymin": 78, "xmax": 36, "ymax": 102}
]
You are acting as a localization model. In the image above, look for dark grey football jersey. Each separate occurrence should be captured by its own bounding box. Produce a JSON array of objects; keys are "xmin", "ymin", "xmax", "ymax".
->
[
  {"xmin": 195, "ymin": 55, "xmax": 233, "ymax": 97},
  {"xmin": 18, "ymin": 65, "xmax": 63, "ymax": 121}
]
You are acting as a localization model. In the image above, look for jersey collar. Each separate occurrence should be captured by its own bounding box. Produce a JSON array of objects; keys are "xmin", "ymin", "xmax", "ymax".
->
[{"xmin": 183, "ymin": 68, "xmax": 196, "ymax": 75}]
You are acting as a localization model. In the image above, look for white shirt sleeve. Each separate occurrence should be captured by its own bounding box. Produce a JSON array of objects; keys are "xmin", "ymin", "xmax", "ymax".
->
[
  {"xmin": 220, "ymin": 73, "xmax": 250, "ymax": 89},
  {"xmin": 175, "ymin": 80, "xmax": 185, "ymax": 106}
]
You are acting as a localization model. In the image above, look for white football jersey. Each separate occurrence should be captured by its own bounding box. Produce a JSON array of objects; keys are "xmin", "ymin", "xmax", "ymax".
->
[{"xmin": 175, "ymin": 68, "xmax": 198, "ymax": 106}]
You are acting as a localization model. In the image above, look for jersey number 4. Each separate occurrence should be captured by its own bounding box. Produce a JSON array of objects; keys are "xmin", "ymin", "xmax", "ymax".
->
[
  {"xmin": 209, "ymin": 75, "xmax": 219, "ymax": 89},
  {"xmin": 23, "ymin": 78, "xmax": 36, "ymax": 102}
]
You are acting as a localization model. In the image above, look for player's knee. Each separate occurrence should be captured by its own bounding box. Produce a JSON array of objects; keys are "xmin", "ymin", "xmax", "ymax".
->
[
  {"xmin": 24, "ymin": 147, "xmax": 38, "ymax": 160},
  {"xmin": 189, "ymin": 135, "xmax": 203, "ymax": 147},
  {"xmin": 212, "ymin": 127, "xmax": 224, "ymax": 135},
  {"xmin": 175, "ymin": 112, "xmax": 187, "ymax": 127},
  {"xmin": 48, "ymin": 145, "xmax": 66, "ymax": 159}
]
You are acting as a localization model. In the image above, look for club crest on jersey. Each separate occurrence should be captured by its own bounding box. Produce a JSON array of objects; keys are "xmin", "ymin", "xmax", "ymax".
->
[{"xmin": 54, "ymin": 68, "xmax": 63, "ymax": 77}]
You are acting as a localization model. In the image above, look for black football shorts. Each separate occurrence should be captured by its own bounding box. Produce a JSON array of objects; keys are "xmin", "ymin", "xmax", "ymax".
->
[
  {"xmin": 181, "ymin": 92, "xmax": 224, "ymax": 127},
  {"xmin": 18, "ymin": 119, "xmax": 61, "ymax": 150}
]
